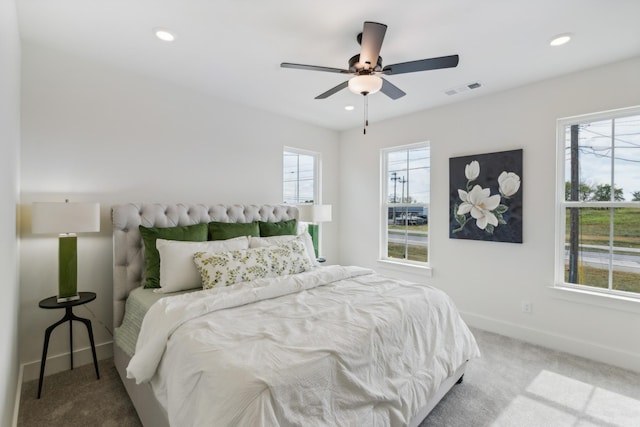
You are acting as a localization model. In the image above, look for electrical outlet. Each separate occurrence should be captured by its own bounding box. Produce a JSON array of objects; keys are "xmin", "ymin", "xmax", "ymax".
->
[{"xmin": 521, "ymin": 301, "xmax": 532, "ymax": 314}]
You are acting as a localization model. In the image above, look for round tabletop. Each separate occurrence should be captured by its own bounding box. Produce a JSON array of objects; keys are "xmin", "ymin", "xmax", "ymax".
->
[{"xmin": 39, "ymin": 292, "xmax": 96, "ymax": 309}]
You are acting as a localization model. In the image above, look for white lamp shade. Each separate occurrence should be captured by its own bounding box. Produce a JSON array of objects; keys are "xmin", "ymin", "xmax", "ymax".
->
[
  {"xmin": 348, "ymin": 75, "xmax": 383, "ymax": 95},
  {"xmin": 32, "ymin": 202, "xmax": 100, "ymax": 234},
  {"xmin": 297, "ymin": 204, "xmax": 332, "ymax": 223}
]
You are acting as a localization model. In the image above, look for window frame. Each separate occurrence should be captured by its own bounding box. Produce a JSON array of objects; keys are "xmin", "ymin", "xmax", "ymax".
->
[
  {"xmin": 380, "ymin": 142, "xmax": 431, "ymax": 269},
  {"xmin": 283, "ymin": 147, "xmax": 325, "ymax": 256},
  {"xmin": 283, "ymin": 147, "xmax": 320, "ymax": 205},
  {"xmin": 554, "ymin": 105, "xmax": 640, "ymax": 302}
]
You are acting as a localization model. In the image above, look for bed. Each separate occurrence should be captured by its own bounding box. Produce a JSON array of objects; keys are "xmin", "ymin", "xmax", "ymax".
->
[{"xmin": 112, "ymin": 203, "xmax": 480, "ymax": 427}]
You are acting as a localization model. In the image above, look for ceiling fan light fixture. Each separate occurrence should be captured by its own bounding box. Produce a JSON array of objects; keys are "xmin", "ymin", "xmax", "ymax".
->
[{"xmin": 348, "ymin": 75, "xmax": 383, "ymax": 95}]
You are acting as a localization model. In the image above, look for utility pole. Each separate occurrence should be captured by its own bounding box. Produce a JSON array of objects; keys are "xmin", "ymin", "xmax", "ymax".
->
[
  {"xmin": 400, "ymin": 177, "xmax": 407, "ymax": 204},
  {"xmin": 391, "ymin": 172, "xmax": 400, "ymax": 203},
  {"xmin": 569, "ymin": 124, "xmax": 580, "ymax": 283}
]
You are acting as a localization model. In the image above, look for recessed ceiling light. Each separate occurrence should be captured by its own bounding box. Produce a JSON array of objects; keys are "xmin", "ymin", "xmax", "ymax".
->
[
  {"xmin": 550, "ymin": 33, "xmax": 572, "ymax": 47},
  {"xmin": 154, "ymin": 28, "xmax": 176, "ymax": 42},
  {"xmin": 344, "ymin": 105, "xmax": 355, "ymax": 111}
]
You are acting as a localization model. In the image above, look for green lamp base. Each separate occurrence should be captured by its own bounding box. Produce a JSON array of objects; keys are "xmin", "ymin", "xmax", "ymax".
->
[
  {"xmin": 58, "ymin": 234, "xmax": 79, "ymax": 302},
  {"xmin": 307, "ymin": 224, "xmax": 319, "ymax": 258}
]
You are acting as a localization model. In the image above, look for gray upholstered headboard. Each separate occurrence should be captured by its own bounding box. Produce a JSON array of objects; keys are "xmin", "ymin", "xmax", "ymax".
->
[{"xmin": 111, "ymin": 203, "xmax": 299, "ymax": 328}]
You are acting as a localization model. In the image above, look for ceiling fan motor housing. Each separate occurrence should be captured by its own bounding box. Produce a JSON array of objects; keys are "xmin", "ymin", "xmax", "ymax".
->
[{"xmin": 348, "ymin": 54, "xmax": 383, "ymax": 73}]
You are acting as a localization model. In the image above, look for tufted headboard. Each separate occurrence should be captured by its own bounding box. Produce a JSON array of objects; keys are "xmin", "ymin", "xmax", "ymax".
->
[{"xmin": 111, "ymin": 203, "xmax": 299, "ymax": 328}]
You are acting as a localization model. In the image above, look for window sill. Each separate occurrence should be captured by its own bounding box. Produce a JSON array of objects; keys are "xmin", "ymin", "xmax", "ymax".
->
[
  {"xmin": 548, "ymin": 284, "xmax": 640, "ymax": 314},
  {"xmin": 377, "ymin": 259, "xmax": 433, "ymax": 277}
]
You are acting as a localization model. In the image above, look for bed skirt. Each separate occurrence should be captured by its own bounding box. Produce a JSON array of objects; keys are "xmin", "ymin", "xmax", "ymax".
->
[{"xmin": 114, "ymin": 344, "xmax": 169, "ymax": 427}]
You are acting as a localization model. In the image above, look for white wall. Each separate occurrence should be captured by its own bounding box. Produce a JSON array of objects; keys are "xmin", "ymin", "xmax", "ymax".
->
[
  {"xmin": 18, "ymin": 37, "xmax": 640, "ymax": 385},
  {"xmin": 0, "ymin": 0, "xmax": 21, "ymax": 423},
  {"xmin": 19, "ymin": 41, "xmax": 340, "ymax": 380},
  {"xmin": 339, "ymin": 56, "xmax": 640, "ymax": 372}
]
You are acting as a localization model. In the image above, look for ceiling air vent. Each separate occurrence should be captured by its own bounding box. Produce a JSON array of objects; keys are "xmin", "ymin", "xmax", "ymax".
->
[{"xmin": 445, "ymin": 82, "xmax": 482, "ymax": 96}]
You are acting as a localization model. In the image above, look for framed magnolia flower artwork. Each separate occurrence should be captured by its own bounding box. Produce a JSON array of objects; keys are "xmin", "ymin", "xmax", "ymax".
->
[{"xmin": 449, "ymin": 149, "xmax": 523, "ymax": 243}]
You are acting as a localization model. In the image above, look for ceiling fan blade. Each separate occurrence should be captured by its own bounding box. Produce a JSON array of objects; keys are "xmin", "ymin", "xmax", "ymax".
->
[
  {"xmin": 380, "ymin": 78, "xmax": 406, "ymax": 100},
  {"xmin": 315, "ymin": 81, "xmax": 349, "ymax": 99},
  {"xmin": 382, "ymin": 54, "xmax": 459, "ymax": 75},
  {"xmin": 359, "ymin": 22, "xmax": 387, "ymax": 70},
  {"xmin": 281, "ymin": 62, "xmax": 350, "ymax": 74}
]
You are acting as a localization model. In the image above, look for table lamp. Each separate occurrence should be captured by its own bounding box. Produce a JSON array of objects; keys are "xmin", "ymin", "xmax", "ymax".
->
[
  {"xmin": 297, "ymin": 204, "xmax": 332, "ymax": 258},
  {"xmin": 32, "ymin": 200, "xmax": 100, "ymax": 302}
]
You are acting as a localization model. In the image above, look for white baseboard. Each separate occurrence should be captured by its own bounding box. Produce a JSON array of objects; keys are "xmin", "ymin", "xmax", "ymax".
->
[
  {"xmin": 12, "ymin": 363, "xmax": 23, "ymax": 427},
  {"xmin": 21, "ymin": 341, "xmax": 114, "ymax": 383},
  {"xmin": 461, "ymin": 311, "xmax": 640, "ymax": 373}
]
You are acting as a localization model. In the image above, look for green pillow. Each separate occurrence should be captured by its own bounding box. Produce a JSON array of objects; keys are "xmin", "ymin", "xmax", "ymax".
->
[
  {"xmin": 258, "ymin": 219, "xmax": 298, "ymax": 237},
  {"xmin": 208, "ymin": 221, "xmax": 260, "ymax": 241},
  {"xmin": 139, "ymin": 223, "xmax": 208, "ymax": 288}
]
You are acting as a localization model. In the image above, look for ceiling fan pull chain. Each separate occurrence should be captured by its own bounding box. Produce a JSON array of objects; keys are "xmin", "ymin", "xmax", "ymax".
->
[{"xmin": 363, "ymin": 94, "xmax": 368, "ymax": 135}]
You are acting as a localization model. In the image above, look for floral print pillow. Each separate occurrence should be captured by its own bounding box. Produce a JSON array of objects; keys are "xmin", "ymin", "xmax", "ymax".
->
[
  {"xmin": 269, "ymin": 238, "xmax": 313, "ymax": 276},
  {"xmin": 193, "ymin": 239, "xmax": 313, "ymax": 290}
]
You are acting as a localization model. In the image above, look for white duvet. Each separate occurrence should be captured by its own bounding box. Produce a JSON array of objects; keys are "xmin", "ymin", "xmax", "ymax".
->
[{"xmin": 128, "ymin": 265, "xmax": 480, "ymax": 427}]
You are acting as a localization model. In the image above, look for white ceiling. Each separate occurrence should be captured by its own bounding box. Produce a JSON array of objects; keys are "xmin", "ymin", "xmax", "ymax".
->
[{"xmin": 17, "ymin": 0, "xmax": 640, "ymax": 131}]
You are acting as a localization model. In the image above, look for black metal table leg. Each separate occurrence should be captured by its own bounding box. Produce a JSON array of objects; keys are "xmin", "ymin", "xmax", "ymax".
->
[
  {"xmin": 68, "ymin": 308, "xmax": 74, "ymax": 370},
  {"xmin": 71, "ymin": 312, "xmax": 100, "ymax": 379},
  {"xmin": 37, "ymin": 313, "xmax": 71, "ymax": 399}
]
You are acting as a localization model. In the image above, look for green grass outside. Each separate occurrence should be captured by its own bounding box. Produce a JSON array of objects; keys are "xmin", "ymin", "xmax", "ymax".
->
[
  {"xmin": 388, "ymin": 243, "xmax": 428, "ymax": 263},
  {"xmin": 564, "ymin": 264, "xmax": 640, "ymax": 293},
  {"xmin": 566, "ymin": 207, "xmax": 640, "ymax": 249}
]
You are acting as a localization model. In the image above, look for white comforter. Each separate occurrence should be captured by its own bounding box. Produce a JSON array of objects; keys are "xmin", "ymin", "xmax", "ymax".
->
[{"xmin": 128, "ymin": 266, "xmax": 480, "ymax": 427}]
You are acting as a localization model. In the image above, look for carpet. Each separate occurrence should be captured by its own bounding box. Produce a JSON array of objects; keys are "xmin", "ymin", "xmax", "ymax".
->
[
  {"xmin": 421, "ymin": 329, "xmax": 640, "ymax": 426},
  {"xmin": 18, "ymin": 328, "xmax": 640, "ymax": 426},
  {"xmin": 18, "ymin": 358, "xmax": 140, "ymax": 427}
]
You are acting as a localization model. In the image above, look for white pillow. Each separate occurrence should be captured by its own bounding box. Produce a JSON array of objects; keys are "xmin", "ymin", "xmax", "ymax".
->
[
  {"xmin": 156, "ymin": 237, "xmax": 249, "ymax": 293},
  {"xmin": 249, "ymin": 233, "xmax": 319, "ymax": 266}
]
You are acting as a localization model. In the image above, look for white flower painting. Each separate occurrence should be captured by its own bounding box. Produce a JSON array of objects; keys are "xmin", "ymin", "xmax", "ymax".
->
[
  {"xmin": 457, "ymin": 185, "xmax": 501, "ymax": 230},
  {"xmin": 449, "ymin": 149, "xmax": 523, "ymax": 243}
]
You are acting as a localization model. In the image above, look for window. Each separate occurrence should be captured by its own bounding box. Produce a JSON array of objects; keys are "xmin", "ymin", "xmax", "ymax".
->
[
  {"xmin": 381, "ymin": 143, "xmax": 430, "ymax": 265},
  {"xmin": 556, "ymin": 106, "xmax": 640, "ymax": 298},
  {"xmin": 283, "ymin": 148, "xmax": 318, "ymax": 204}
]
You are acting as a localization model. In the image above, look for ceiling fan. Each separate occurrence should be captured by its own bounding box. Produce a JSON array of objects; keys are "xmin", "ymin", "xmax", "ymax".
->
[{"xmin": 281, "ymin": 21, "xmax": 460, "ymax": 101}]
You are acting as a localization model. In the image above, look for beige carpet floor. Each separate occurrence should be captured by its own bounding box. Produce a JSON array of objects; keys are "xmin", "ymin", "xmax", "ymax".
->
[
  {"xmin": 18, "ymin": 328, "xmax": 640, "ymax": 426},
  {"xmin": 18, "ymin": 358, "xmax": 141, "ymax": 427},
  {"xmin": 421, "ymin": 329, "xmax": 640, "ymax": 427}
]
